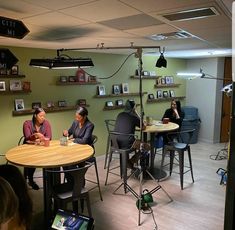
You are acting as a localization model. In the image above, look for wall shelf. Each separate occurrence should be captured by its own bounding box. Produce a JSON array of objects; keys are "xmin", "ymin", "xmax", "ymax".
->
[
  {"xmin": 56, "ymin": 81, "xmax": 101, "ymax": 85},
  {"xmin": 0, "ymin": 74, "xmax": 26, "ymax": 78},
  {"xmin": 154, "ymin": 84, "xmax": 181, "ymax": 88},
  {"xmin": 103, "ymin": 105, "xmax": 125, "ymax": 111},
  {"xmin": 94, "ymin": 92, "xmax": 147, "ymax": 98},
  {"xmin": 147, "ymin": 96, "xmax": 185, "ymax": 103},
  {"xmin": 0, "ymin": 90, "xmax": 31, "ymax": 95},
  {"xmin": 130, "ymin": 75, "xmax": 161, "ymax": 79},
  {"xmin": 12, "ymin": 105, "xmax": 83, "ymax": 116}
]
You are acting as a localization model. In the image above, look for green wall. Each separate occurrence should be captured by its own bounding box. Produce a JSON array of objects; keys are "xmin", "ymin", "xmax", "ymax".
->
[{"xmin": 0, "ymin": 46, "xmax": 186, "ymax": 163}]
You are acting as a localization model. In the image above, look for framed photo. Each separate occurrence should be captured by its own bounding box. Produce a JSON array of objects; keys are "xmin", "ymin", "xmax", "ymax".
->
[
  {"xmin": 169, "ymin": 90, "xmax": 175, "ymax": 97},
  {"xmin": 0, "ymin": 81, "xmax": 6, "ymax": 91},
  {"xmin": 60, "ymin": 76, "xmax": 67, "ymax": 82},
  {"xmin": 68, "ymin": 76, "xmax": 76, "ymax": 82},
  {"xmin": 32, "ymin": 102, "xmax": 42, "ymax": 109},
  {"xmin": 163, "ymin": 90, "xmax": 169, "ymax": 98},
  {"xmin": 11, "ymin": 65, "xmax": 18, "ymax": 75},
  {"xmin": 149, "ymin": 71, "xmax": 156, "ymax": 77},
  {"xmin": 116, "ymin": 99, "xmax": 123, "ymax": 106},
  {"xmin": 165, "ymin": 76, "xmax": 171, "ymax": 84},
  {"xmin": 170, "ymin": 76, "xmax": 174, "ymax": 84},
  {"xmin": 15, "ymin": 99, "xmax": 24, "ymax": 111},
  {"xmin": 156, "ymin": 90, "xmax": 163, "ymax": 98},
  {"xmin": 113, "ymin": 84, "xmax": 121, "ymax": 95},
  {"xmin": 58, "ymin": 100, "xmax": 67, "ymax": 107},
  {"xmin": 156, "ymin": 78, "xmax": 162, "ymax": 85},
  {"xmin": 122, "ymin": 83, "xmax": 129, "ymax": 94},
  {"xmin": 98, "ymin": 85, "xmax": 106, "ymax": 96},
  {"xmin": 161, "ymin": 78, "xmax": 166, "ymax": 85},
  {"xmin": 47, "ymin": 101, "xmax": 55, "ymax": 108},
  {"xmin": 88, "ymin": 75, "xmax": 97, "ymax": 82},
  {"xmin": 78, "ymin": 99, "xmax": 86, "ymax": 106},
  {"xmin": 22, "ymin": 81, "xmax": 31, "ymax": 91},
  {"xmin": 76, "ymin": 69, "xmax": 86, "ymax": 82},
  {"xmin": 10, "ymin": 80, "xmax": 22, "ymax": 91},
  {"xmin": 106, "ymin": 101, "xmax": 114, "ymax": 107},
  {"xmin": 143, "ymin": 71, "xmax": 149, "ymax": 76},
  {"xmin": 0, "ymin": 67, "xmax": 7, "ymax": 75},
  {"xmin": 148, "ymin": 93, "xmax": 155, "ymax": 100}
]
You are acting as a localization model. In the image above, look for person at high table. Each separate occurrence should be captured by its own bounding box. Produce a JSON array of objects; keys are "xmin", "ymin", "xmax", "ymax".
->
[
  {"xmin": 114, "ymin": 100, "xmax": 146, "ymax": 169},
  {"xmin": 156, "ymin": 99, "xmax": 185, "ymax": 146},
  {"xmin": 23, "ymin": 108, "xmax": 52, "ymax": 190},
  {"xmin": 63, "ymin": 106, "xmax": 94, "ymax": 184}
]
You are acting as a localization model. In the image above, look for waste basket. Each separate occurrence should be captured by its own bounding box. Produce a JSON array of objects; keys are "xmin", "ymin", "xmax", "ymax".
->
[{"xmin": 181, "ymin": 106, "xmax": 201, "ymax": 144}]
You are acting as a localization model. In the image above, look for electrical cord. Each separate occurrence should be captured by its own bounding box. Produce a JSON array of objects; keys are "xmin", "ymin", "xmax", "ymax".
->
[{"xmin": 141, "ymin": 204, "xmax": 158, "ymax": 230}]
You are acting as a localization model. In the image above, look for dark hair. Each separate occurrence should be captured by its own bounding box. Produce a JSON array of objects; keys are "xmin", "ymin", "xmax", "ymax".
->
[
  {"xmin": 0, "ymin": 165, "xmax": 33, "ymax": 230},
  {"xmin": 176, "ymin": 100, "xmax": 182, "ymax": 112},
  {"xmin": 0, "ymin": 177, "xmax": 18, "ymax": 225},
  {"xmin": 76, "ymin": 106, "xmax": 88, "ymax": 117},
  {"xmin": 124, "ymin": 100, "xmax": 135, "ymax": 112},
  {"xmin": 32, "ymin": 108, "xmax": 45, "ymax": 124}
]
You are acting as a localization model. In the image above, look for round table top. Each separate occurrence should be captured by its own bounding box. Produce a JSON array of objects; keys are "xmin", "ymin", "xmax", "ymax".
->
[
  {"xmin": 5, "ymin": 140, "xmax": 93, "ymax": 168},
  {"xmin": 143, "ymin": 120, "xmax": 179, "ymax": 133}
]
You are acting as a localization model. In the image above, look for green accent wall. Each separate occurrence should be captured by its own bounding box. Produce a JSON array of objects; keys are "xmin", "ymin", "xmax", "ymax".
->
[{"xmin": 0, "ymin": 46, "xmax": 186, "ymax": 163}]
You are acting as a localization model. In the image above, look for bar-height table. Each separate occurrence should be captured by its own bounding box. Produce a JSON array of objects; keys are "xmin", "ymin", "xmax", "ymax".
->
[
  {"xmin": 143, "ymin": 121, "xmax": 179, "ymax": 179},
  {"xmin": 5, "ymin": 140, "xmax": 93, "ymax": 229}
]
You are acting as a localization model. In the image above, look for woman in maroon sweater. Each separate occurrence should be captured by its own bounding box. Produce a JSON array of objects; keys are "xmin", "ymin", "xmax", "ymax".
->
[{"xmin": 23, "ymin": 108, "xmax": 52, "ymax": 190}]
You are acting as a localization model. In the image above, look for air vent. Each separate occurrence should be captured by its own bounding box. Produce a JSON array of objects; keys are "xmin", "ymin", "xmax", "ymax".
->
[
  {"xmin": 162, "ymin": 7, "xmax": 219, "ymax": 21},
  {"xmin": 149, "ymin": 31, "xmax": 193, "ymax": 41}
]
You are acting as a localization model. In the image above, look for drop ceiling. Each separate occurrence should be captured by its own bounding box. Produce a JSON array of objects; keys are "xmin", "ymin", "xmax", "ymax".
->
[{"xmin": 0, "ymin": 0, "xmax": 232, "ymax": 58}]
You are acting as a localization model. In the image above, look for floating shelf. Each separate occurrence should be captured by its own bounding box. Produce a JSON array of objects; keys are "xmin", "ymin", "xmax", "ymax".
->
[
  {"xmin": 94, "ymin": 92, "xmax": 147, "ymax": 98},
  {"xmin": 0, "ymin": 90, "xmax": 31, "ymax": 95},
  {"xmin": 154, "ymin": 84, "xmax": 181, "ymax": 88},
  {"xmin": 0, "ymin": 74, "xmax": 26, "ymax": 78},
  {"xmin": 56, "ymin": 81, "xmax": 101, "ymax": 85},
  {"xmin": 130, "ymin": 75, "xmax": 161, "ymax": 79},
  {"xmin": 147, "ymin": 96, "xmax": 186, "ymax": 103}
]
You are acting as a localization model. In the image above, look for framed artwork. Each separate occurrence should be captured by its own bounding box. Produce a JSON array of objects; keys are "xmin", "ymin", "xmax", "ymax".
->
[
  {"xmin": 0, "ymin": 81, "xmax": 6, "ymax": 91},
  {"xmin": 149, "ymin": 71, "xmax": 156, "ymax": 77},
  {"xmin": 76, "ymin": 71, "xmax": 86, "ymax": 82},
  {"xmin": 106, "ymin": 101, "xmax": 114, "ymax": 107},
  {"xmin": 170, "ymin": 76, "xmax": 174, "ymax": 84},
  {"xmin": 22, "ymin": 81, "xmax": 31, "ymax": 91},
  {"xmin": 143, "ymin": 71, "xmax": 149, "ymax": 76},
  {"xmin": 113, "ymin": 84, "xmax": 121, "ymax": 95},
  {"xmin": 11, "ymin": 65, "xmax": 18, "ymax": 75},
  {"xmin": 60, "ymin": 76, "xmax": 67, "ymax": 82},
  {"xmin": 122, "ymin": 83, "xmax": 129, "ymax": 94},
  {"xmin": 161, "ymin": 78, "xmax": 166, "ymax": 85},
  {"xmin": 15, "ymin": 99, "xmax": 24, "ymax": 111},
  {"xmin": 58, "ymin": 100, "xmax": 67, "ymax": 107},
  {"xmin": 148, "ymin": 93, "xmax": 155, "ymax": 100},
  {"xmin": 169, "ymin": 90, "xmax": 175, "ymax": 97},
  {"xmin": 0, "ymin": 67, "xmax": 7, "ymax": 75},
  {"xmin": 156, "ymin": 78, "xmax": 162, "ymax": 85},
  {"xmin": 78, "ymin": 99, "xmax": 86, "ymax": 106},
  {"xmin": 10, "ymin": 80, "xmax": 22, "ymax": 91},
  {"xmin": 156, "ymin": 90, "xmax": 163, "ymax": 98},
  {"xmin": 47, "ymin": 101, "xmax": 55, "ymax": 108},
  {"xmin": 88, "ymin": 75, "xmax": 97, "ymax": 82},
  {"xmin": 116, "ymin": 99, "xmax": 123, "ymax": 106},
  {"xmin": 98, "ymin": 85, "xmax": 106, "ymax": 95},
  {"xmin": 165, "ymin": 76, "xmax": 171, "ymax": 84},
  {"xmin": 163, "ymin": 90, "xmax": 169, "ymax": 98},
  {"xmin": 32, "ymin": 102, "xmax": 42, "ymax": 109},
  {"xmin": 68, "ymin": 76, "xmax": 76, "ymax": 82}
]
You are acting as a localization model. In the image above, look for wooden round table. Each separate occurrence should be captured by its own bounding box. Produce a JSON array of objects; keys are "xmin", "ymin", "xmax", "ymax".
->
[
  {"xmin": 142, "ymin": 121, "xmax": 179, "ymax": 179},
  {"xmin": 5, "ymin": 140, "xmax": 93, "ymax": 228}
]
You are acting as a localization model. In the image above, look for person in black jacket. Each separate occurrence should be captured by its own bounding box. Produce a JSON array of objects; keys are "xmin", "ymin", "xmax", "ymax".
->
[{"xmin": 162, "ymin": 99, "xmax": 184, "ymax": 128}]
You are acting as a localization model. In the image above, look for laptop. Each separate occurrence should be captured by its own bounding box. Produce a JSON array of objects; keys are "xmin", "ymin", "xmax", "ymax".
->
[{"xmin": 51, "ymin": 209, "xmax": 94, "ymax": 230}]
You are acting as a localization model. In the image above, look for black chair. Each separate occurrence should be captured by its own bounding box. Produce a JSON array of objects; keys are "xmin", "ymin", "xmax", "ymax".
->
[
  {"xmin": 104, "ymin": 131, "xmax": 137, "ymax": 193},
  {"xmin": 104, "ymin": 119, "xmax": 116, "ymax": 169},
  {"xmin": 161, "ymin": 129, "xmax": 195, "ymax": 190},
  {"xmin": 85, "ymin": 135, "xmax": 103, "ymax": 201},
  {"xmin": 46, "ymin": 162, "xmax": 93, "ymax": 217}
]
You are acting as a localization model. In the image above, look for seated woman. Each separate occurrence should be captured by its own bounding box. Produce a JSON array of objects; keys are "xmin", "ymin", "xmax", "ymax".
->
[{"xmin": 0, "ymin": 164, "xmax": 33, "ymax": 230}]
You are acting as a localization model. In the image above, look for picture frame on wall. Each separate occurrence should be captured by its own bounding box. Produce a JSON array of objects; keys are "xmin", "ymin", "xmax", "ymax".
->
[
  {"xmin": 15, "ymin": 99, "xmax": 24, "ymax": 111},
  {"xmin": 161, "ymin": 78, "xmax": 166, "ymax": 85},
  {"xmin": 156, "ymin": 90, "xmax": 163, "ymax": 98},
  {"xmin": 165, "ymin": 76, "xmax": 171, "ymax": 84},
  {"xmin": 122, "ymin": 83, "xmax": 129, "ymax": 94},
  {"xmin": 32, "ymin": 102, "xmax": 42, "ymax": 109},
  {"xmin": 0, "ymin": 81, "xmax": 6, "ymax": 91},
  {"xmin": 106, "ymin": 101, "xmax": 114, "ymax": 107},
  {"xmin": 77, "ymin": 99, "xmax": 87, "ymax": 106},
  {"xmin": 47, "ymin": 101, "xmax": 55, "ymax": 108},
  {"xmin": 0, "ymin": 67, "xmax": 7, "ymax": 75},
  {"xmin": 148, "ymin": 93, "xmax": 155, "ymax": 100},
  {"xmin": 68, "ymin": 76, "xmax": 76, "ymax": 82},
  {"xmin": 116, "ymin": 99, "xmax": 123, "ymax": 106},
  {"xmin": 58, "ymin": 100, "xmax": 67, "ymax": 107},
  {"xmin": 10, "ymin": 80, "xmax": 22, "ymax": 91},
  {"xmin": 22, "ymin": 81, "xmax": 31, "ymax": 91},
  {"xmin": 11, "ymin": 65, "xmax": 19, "ymax": 75},
  {"xmin": 98, "ymin": 85, "xmax": 106, "ymax": 96},
  {"xmin": 60, "ymin": 76, "xmax": 67, "ymax": 83},
  {"xmin": 163, "ymin": 90, "xmax": 169, "ymax": 98},
  {"xmin": 113, "ymin": 84, "xmax": 121, "ymax": 95},
  {"xmin": 169, "ymin": 90, "xmax": 175, "ymax": 97}
]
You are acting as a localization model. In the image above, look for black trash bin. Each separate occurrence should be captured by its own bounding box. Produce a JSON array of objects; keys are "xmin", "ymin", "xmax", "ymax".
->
[{"xmin": 181, "ymin": 106, "xmax": 201, "ymax": 144}]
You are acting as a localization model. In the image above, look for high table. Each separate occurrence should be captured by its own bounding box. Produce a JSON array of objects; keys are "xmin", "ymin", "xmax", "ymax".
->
[
  {"xmin": 143, "ymin": 121, "xmax": 179, "ymax": 179},
  {"xmin": 5, "ymin": 140, "xmax": 93, "ymax": 229}
]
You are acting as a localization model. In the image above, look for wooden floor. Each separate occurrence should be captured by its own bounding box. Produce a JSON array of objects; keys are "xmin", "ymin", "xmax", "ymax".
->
[{"xmin": 29, "ymin": 141, "xmax": 227, "ymax": 230}]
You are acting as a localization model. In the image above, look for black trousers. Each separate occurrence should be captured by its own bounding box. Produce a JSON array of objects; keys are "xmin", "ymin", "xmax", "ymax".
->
[{"xmin": 24, "ymin": 167, "xmax": 36, "ymax": 182}]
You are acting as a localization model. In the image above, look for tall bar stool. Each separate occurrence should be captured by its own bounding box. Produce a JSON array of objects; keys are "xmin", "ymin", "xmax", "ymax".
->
[{"xmin": 161, "ymin": 129, "xmax": 195, "ymax": 190}]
